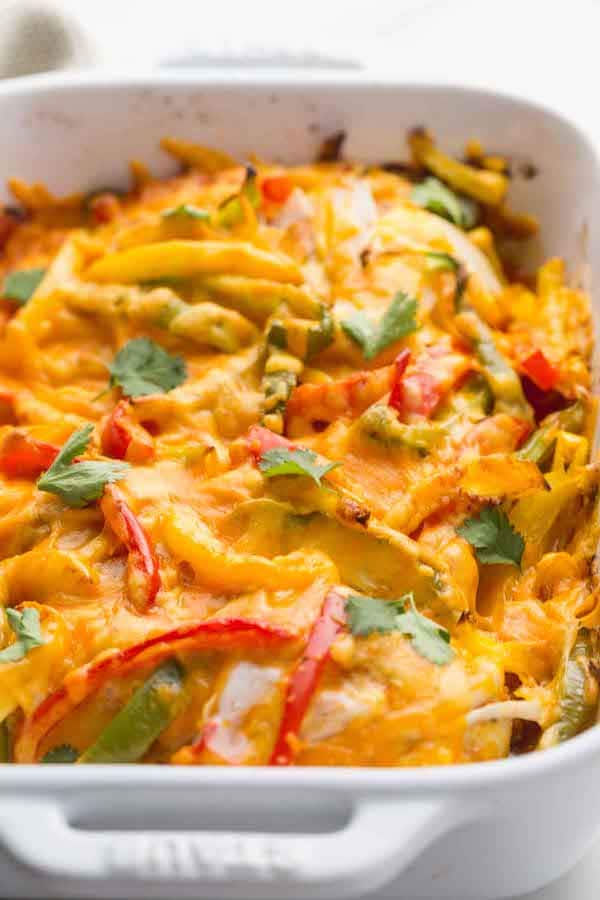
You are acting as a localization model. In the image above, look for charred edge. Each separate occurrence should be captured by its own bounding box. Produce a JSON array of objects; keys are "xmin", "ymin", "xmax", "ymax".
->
[{"xmin": 317, "ymin": 131, "xmax": 347, "ymax": 163}]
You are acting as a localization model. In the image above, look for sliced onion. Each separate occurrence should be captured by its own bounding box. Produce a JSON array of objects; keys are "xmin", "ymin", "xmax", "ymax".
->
[
  {"xmin": 273, "ymin": 188, "xmax": 314, "ymax": 228},
  {"xmin": 466, "ymin": 699, "xmax": 542, "ymax": 725},
  {"xmin": 376, "ymin": 207, "xmax": 502, "ymax": 296}
]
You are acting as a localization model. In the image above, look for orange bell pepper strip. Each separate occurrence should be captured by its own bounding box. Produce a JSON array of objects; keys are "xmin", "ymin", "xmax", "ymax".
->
[
  {"xmin": 286, "ymin": 365, "xmax": 394, "ymax": 430},
  {"xmin": 270, "ymin": 589, "xmax": 346, "ymax": 765},
  {"xmin": 0, "ymin": 432, "xmax": 59, "ymax": 478},
  {"xmin": 100, "ymin": 484, "xmax": 161, "ymax": 612},
  {"xmin": 14, "ymin": 616, "xmax": 295, "ymax": 763},
  {"xmin": 101, "ymin": 400, "xmax": 155, "ymax": 463}
]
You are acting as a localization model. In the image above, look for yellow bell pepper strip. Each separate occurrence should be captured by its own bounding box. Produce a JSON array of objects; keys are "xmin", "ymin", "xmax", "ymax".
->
[
  {"xmin": 169, "ymin": 302, "xmax": 258, "ymax": 352},
  {"xmin": 14, "ymin": 617, "xmax": 295, "ymax": 763},
  {"xmin": 517, "ymin": 401, "xmax": 585, "ymax": 466},
  {"xmin": 84, "ymin": 241, "xmax": 303, "ymax": 285},
  {"xmin": 455, "ymin": 308, "xmax": 533, "ymax": 422},
  {"xmin": 159, "ymin": 138, "xmax": 237, "ymax": 173},
  {"xmin": 409, "ymin": 128, "xmax": 508, "ymax": 206},
  {"xmin": 199, "ymin": 276, "xmax": 322, "ymax": 322},
  {"xmin": 271, "ymin": 589, "xmax": 346, "ymax": 765},
  {"xmin": 78, "ymin": 658, "xmax": 186, "ymax": 763}
]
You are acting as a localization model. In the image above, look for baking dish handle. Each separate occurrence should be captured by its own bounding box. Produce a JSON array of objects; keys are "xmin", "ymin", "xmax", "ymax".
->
[{"xmin": 0, "ymin": 795, "xmax": 458, "ymax": 898}]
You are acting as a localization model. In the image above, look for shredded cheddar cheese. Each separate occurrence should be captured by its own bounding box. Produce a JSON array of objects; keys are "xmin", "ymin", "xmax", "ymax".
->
[{"xmin": 0, "ymin": 132, "xmax": 597, "ymax": 767}]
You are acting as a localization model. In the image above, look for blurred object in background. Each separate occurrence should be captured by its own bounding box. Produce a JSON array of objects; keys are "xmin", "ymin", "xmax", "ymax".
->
[{"xmin": 0, "ymin": 1, "xmax": 97, "ymax": 78}]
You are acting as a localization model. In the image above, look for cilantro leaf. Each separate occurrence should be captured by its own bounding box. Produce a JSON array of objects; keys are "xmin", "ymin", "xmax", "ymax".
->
[
  {"xmin": 399, "ymin": 596, "xmax": 454, "ymax": 665},
  {"xmin": 258, "ymin": 447, "xmax": 341, "ymax": 486},
  {"xmin": 457, "ymin": 505, "xmax": 524, "ymax": 568},
  {"xmin": 162, "ymin": 204, "xmax": 210, "ymax": 221},
  {"xmin": 37, "ymin": 424, "xmax": 129, "ymax": 508},
  {"xmin": 108, "ymin": 337, "xmax": 187, "ymax": 398},
  {"xmin": 345, "ymin": 593, "xmax": 453, "ymax": 665},
  {"xmin": 341, "ymin": 291, "xmax": 418, "ymax": 360},
  {"xmin": 411, "ymin": 177, "xmax": 478, "ymax": 229},
  {"xmin": 41, "ymin": 744, "xmax": 78, "ymax": 763},
  {"xmin": 425, "ymin": 251, "xmax": 459, "ymax": 272},
  {"xmin": 345, "ymin": 595, "xmax": 406, "ymax": 635},
  {"xmin": 2, "ymin": 267, "xmax": 46, "ymax": 305},
  {"xmin": 0, "ymin": 607, "xmax": 44, "ymax": 663}
]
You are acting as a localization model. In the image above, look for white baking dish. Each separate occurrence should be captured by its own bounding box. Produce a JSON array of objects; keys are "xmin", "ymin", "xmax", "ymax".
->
[{"xmin": 0, "ymin": 72, "xmax": 599, "ymax": 900}]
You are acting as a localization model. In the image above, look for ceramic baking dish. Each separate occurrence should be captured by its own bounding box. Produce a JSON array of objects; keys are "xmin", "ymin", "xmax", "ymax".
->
[{"xmin": 0, "ymin": 71, "xmax": 599, "ymax": 900}]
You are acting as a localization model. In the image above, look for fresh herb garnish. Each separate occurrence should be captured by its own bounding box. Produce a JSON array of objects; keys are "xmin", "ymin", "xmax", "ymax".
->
[
  {"xmin": 161, "ymin": 204, "xmax": 210, "ymax": 221},
  {"xmin": 457, "ymin": 505, "xmax": 525, "ymax": 568},
  {"xmin": 345, "ymin": 593, "xmax": 453, "ymax": 665},
  {"xmin": 37, "ymin": 424, "xmax": 129, "ymax": 508},
  {"xmin": 2, "ymin": 267, "xmax": 46, "ymax": 305},
  {"xmin": 411, "ymin": 177, "xmax": 478, "ymax": 229},
  {"xmin": 341, "ymin": 291, "xmax": 418, "ymax": 360},
  {"xmin": 41, "ymin": 744, "xmax": 78, "ymax": 763},
  {"xmin": 0, "ymin": 607, "xmax": 44, "ymax": 663},
  {"xmin": 258, "ymin": 447, "xmax": 341, "ymax": 486},
  {"xmin": 425, "ymin": 251, "xmax": 459, "ymax": 272},
  {"xmin": 108, "ymin": 337, "xmax": 187, "ymax": 398}
]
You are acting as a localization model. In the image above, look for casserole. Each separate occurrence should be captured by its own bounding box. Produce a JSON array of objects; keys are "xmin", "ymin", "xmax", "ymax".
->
[{"xmin": 0, "ymin": 71, "xmax": 600, "ymax": 899}]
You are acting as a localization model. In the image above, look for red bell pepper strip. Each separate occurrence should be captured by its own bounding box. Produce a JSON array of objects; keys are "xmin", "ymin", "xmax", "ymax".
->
[
  {"xmin": 270, "ymin": 589, "xmax": 346, "ymax": 765},
  {"xmin": 0, "ymin": 432, "xmax": 59, "ymax": 478},
  {"xmin": 387, "ymin": 349, "xmax": 412, "ymax": 413},
  {"xmin": 261, "ymin": 175, "xmax": 294, "ymax": 205},
  {"xmin": 520, "ymin": 349, "xmax": 559, "ymax": 392},
  {"xmin": 101, "ymin": 400, "xmax": 155, "ymax": 463},
  {"xmin": 388, "ymin": 342, "xmax": 472, "ymax": 421},
  {"xmin": 100, "ymin": 484, "xmax": 161, "ymax": 612},
  {"xmin": 14, "ymin": 616, "xmax": 294, "ymax": 763},
  {"xmin": 246, "ymin": 424, "xmax": 295, "ymax": 461}
]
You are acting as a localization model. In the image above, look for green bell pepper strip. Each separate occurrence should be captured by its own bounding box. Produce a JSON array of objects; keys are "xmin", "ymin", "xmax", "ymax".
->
[
  {"xmin": 359, "ymin": 404, "xmax": 446, "ymax": 453},
  {"xmin": 266, "ymin": 305, "xmax": 334, "ymax": 362},
  {"xmin": 78, "ymin": 658, "xmax": 186, "ymax": 764},
  {"xmin": 41, "ymin": 743, "xmax": 78, "ymax": 763},
  {"xmin": 517, "ymin": 401, "xmax": 585, "ymax": 465},
  {"xmin": 216, "ymin": 165, "xmax": 260, "ymax": 227},
  {"xmin": 556, "ymin": 629, "xmax": 600, "ymax": 743},
  {"xmin": 260, "ymin": 308, "xmax": 334, "ymax": 433},
  {"xmin": 456, "ymin": 309, "xmax": 532, "ymax": 422}
]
